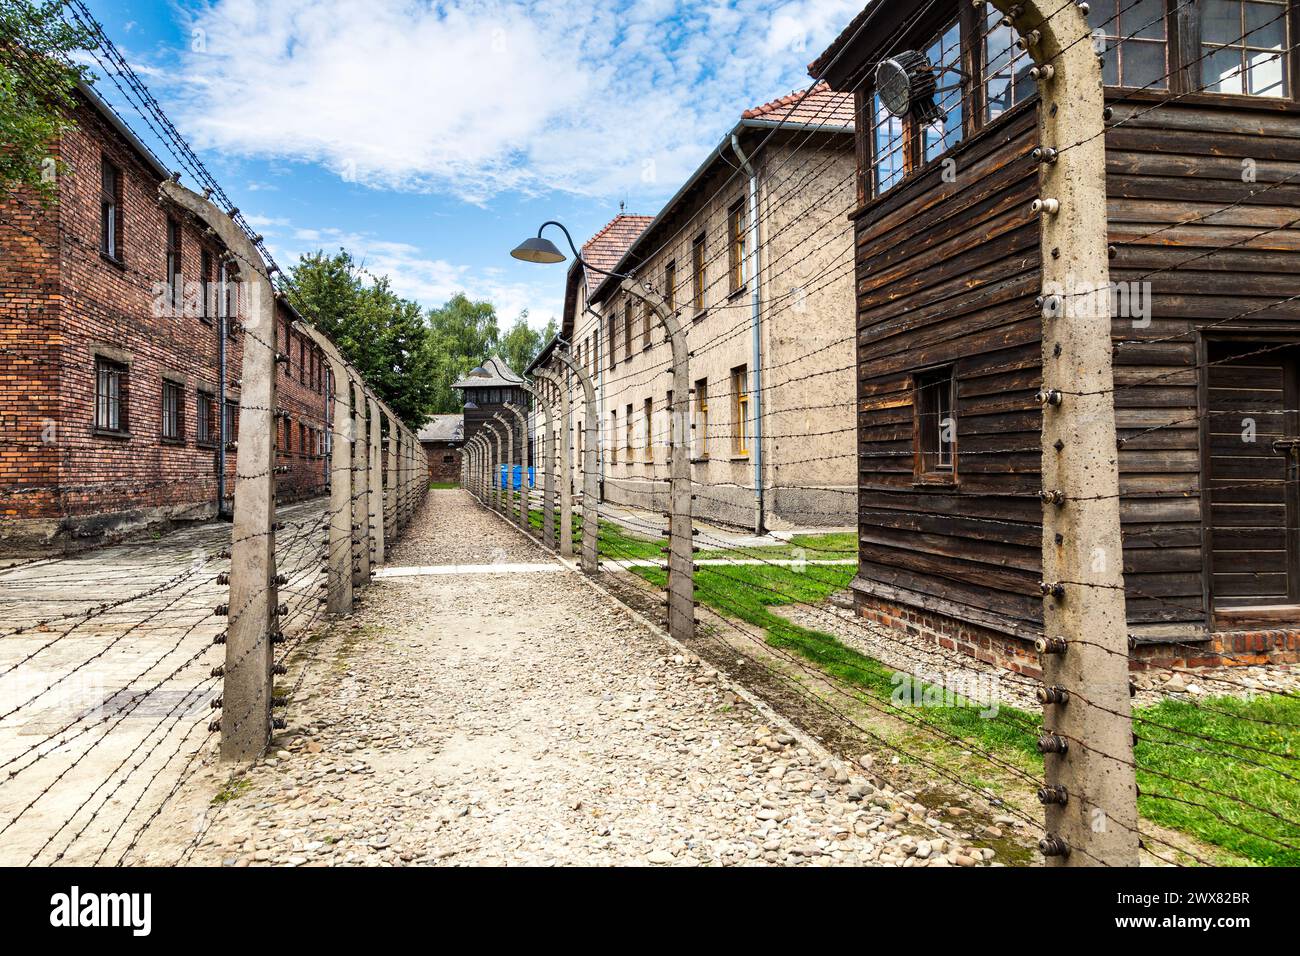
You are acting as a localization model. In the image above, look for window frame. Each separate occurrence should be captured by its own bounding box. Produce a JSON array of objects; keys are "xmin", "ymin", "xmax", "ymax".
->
[
  {"xmin": 100, "ymin": 157, "xmax": 123, "ymax": 263},
  {"xmin": 664, "ymin": 260, "xmax": 676, "ymax": 311},
  {"xmin": 643, "ymin": 397, "xmax": 654, "ymax": 464},
  {"xmin": 161, "ymin": 378, "xmax": 185, "ymax": 442},
  {"xmin": 197, "ymin": 390, "xmax": 216, "ymax": 446},
  {"xmin": 731, "ymin": 365, "xmax": 750, "ymax": 457},
  {"xmin": 694, "ymin": 378, "xmax": 709, "ymax": 460},
  {"xmin": 691, "ymin": 233, "xmax": 706, "ymax": 314},
  {"xmin": 166, "ymin": 217, "xmax": 182, "ymax": 313},
  {"xmin": 93, "ymin": 355, "xmax": 129, "ymax": 436},
  {"xmin": 912, "ymin": 365, "xmax": 958, "ymax": 483},
  {"xmin": 727, "ymin": 200, "xmax": 747, "ymax": 294}
]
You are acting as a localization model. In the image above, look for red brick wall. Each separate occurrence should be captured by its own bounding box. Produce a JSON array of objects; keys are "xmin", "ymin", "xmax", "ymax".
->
[
  {"xmin": 854, "ymin": 591, "xmax": 1300, "ymax": 675},
  {"xmin": 0, "ymin": 93, "xmax": 329, "ymax": 550},
  {"xmin": 423, "ymin": 441, "xmax": 462, "ymax": 483}
]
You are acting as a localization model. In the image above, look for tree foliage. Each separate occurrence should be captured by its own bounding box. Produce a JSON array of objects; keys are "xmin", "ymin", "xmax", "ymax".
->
[
  {"xmin": 287, "ymin": 251, "xmax": 555, "ymax": 424},
  {"xmin": 0, "ymin": 1, "xmax": 96, "ymax": 201},
  {"xmin": 287, "ymin": 250, "xmax": 439, "ymax": 429}
]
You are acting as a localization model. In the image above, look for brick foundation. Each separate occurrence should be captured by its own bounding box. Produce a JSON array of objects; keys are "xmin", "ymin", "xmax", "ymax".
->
[{"xmin": 854, "ymin": 591, "xmax": 1300, "ymax": 675}]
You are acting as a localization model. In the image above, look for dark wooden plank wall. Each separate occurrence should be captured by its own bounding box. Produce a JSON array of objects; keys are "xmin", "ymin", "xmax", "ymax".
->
[
  {"xmin": 853, "ymin": 104, "xmax": 1045, "ymax": 637},
  {"xmin": 853, "ymin": 96, "xmax": 1300, "ymax": 641},
  {"xmin": 1106, "ymin": 98, "xmax": 1300, "ymax": 633}
]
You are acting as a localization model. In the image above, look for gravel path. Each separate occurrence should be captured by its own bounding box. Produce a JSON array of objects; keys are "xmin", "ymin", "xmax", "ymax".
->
[{"xmin": 141, "ymin": 490, "xmax": 1000, "ymax": 866}]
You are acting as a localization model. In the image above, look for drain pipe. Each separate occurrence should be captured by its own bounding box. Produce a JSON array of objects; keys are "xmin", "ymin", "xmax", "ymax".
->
[{"xmin": 731, "ymin": 132, "xmax": 764, "ymax": 534}]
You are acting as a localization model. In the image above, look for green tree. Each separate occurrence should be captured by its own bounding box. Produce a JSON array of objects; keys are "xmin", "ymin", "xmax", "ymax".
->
[
  {"xmin": 0, "ymin": 1, "xmax": 96, "ymax": 201},
  {"xmin": 499, "ymin": 313, "xmax": 546, "ymax": 381},
  {"xmin": 286, "ymin": 249, "xmax": 438, "ymax": 429},
  {"xmin": 426, "ymin": 293, "xmax": 500, "ymax": 415}
]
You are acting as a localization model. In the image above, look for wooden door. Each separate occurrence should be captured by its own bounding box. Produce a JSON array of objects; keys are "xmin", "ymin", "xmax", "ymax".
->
[{"xmin": 1206, "ymin": 342, "xmax": 1300, "ymax": 611}]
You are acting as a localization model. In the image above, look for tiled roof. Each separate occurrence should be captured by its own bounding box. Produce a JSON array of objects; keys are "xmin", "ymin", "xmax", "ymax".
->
[
  {"xmin": 741, "ymin": 81, "xmax": 854, "ymax": 128},
  {"xmin": 451, "ymin": 354, "xmax": 525, "ymax": 390},
  {"xmin": 418, "ymin": 414, "xmax": 464, "ymax": 443},
  {"xmin": 579, "ymin": 214, "xmax": 653, "ymax": 289}
]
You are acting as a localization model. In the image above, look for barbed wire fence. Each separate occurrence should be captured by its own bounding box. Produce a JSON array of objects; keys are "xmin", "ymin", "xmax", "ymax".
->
[
  {"xmin": 461, "ymin": 0, "xmax": 1300, "ymax": 868},
  {"xmin": 0, "ymin": 8, "xmax": 430, "ymax": 864}
]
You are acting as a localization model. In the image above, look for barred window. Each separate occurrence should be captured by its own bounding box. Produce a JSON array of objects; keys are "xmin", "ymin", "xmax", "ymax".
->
[
  {"xmin": 161, "ymin": 379, "xmax": 184, "ymax": 440},
  {"xmin": 94, "ymin": 356, "xmax": 128, "ymax": 433},
  {"xmin": 915, "ymin": 366, "xmax": 957, "ymax": 478},
  {"xmin": 100, "ymin": 158, "xmax": 121, "ymax": 260},
  {"xmin": 197, "ymin": 391, "xmax": 216, "ymax": 445}
]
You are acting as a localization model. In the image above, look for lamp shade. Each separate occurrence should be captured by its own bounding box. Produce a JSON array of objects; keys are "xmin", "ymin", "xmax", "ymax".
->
[{"xmin": 510, "ymin": 235, "xmax": 566, "ymax": 264}]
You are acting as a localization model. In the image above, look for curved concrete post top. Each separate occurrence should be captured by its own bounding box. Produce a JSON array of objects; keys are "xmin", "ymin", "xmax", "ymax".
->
[
  {"xmin": 160, "ymin": 180, "xmax": 268, "ymax": 283},
  {"xmin": 519, "ymin": 381, "xmax": 557, "ymax": 415},
  {"xmin": 552, "ymin": 350, "xmax": 594, "ymax": 404}
]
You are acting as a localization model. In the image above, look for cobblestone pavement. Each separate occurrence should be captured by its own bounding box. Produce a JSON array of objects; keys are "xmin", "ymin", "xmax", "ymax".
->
[
  {"xmin": 136, "ymin": 489, "xmax": 1002, "ymax": 866},
  {"xmin": 0, "ymin": 499, "xmax": 327, "ymax": 866}
]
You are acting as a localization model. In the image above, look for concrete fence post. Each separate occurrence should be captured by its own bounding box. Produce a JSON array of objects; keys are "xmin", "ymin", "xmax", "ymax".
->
[
  {"xmin": 385, "ymin": 415, "xmax": 398, "ymax": 544},
  {"xmin": 483, "ymin": 423, "xmax": 504, "ymax": 514},
  {"xmin": 534, "ymin": 368, "xmax": 572, "ymax": 558},
  {"xmin": 521, "ymin": 382, "xmax": 556, "ymax": 548},
  {"xmin": 161, "ymin": 181, "xmax": 276, "ymax": 763},
  {"xmin": 368, "ymin": 396, "xmax": 384, "ymax": 565},
  {"xmin": 295, "ymin": 323, "xmax": 354, "ymax": 615},
  {"xmin": 492, "ymin": 413, "xmax": 517, "ymax": 522},
  {"xmin": 502, "ymin": 404, "xmax": 531, "ymax": 533},
  {"xmin": 350, "ymin": 379, "xmax": 370, "ymax": 589},
  {"xmin": 553, "ymin": 349, "xmax": 598, "ymax": 574},
  {"xmin": 619, "ymin": 277, "xmax": 693, "ymax": 642},
  {"xmin": 992, "ymin": 0, "xmax": 1139, "ymax": 866}
]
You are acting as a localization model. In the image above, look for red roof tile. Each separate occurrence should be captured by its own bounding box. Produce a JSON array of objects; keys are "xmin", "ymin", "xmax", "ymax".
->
[
  {"xmin": 579, "ymin": 214, "xmax": 653, "ymax": 289},
  {"xmin": 741, "ymin": 81, "xmax": 854, "ymax": 129}
]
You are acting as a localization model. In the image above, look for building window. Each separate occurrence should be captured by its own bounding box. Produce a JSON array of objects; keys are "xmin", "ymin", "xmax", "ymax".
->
[
  {"xmin": 609, "ymin": 410, "xmax": 618, "ymax": 465},
  {"xmin": 200, "ymin": 249, "xmax": 213, "ymax": 323},
  {"xmin": 608, "ymin": 316, "xmax": 617, "ymax": 369},
  {"xmin": 666, "ymin": 389, "xmax": 675, "ymax": 458},
  {"xmin": 664, "ymin": 260, "xmax": 676, "ymax": 311},
  {"xmin": 624, "ymin": 298, "xmax": 633, "ymax": 358},
  {"xmin": 1091, "ymin": 0, "xmax": 1169, "ymax": 90},
  {"xmin": 166, "ymin": 217, "xmax": 182, "ymax": 312},
  {"xmin": 691, "ymin": 233, "xmax": 706, "ymax": 313},
  {"xmin": 872, "ymin": 91, "xmax": 909, "ymax": 194},
  {"xmin": 643, "ymin": 397, "xmax": 653, "ymax": 463},
  {"xmin": 94, "ymin": 356, "xmax": 128, "ymax": 433},
  {"xmin": 100, "ymin": 158, "xmax": 121, "ymax": 261},
  {"xmin": 625, "ymin": 403, "xmax": 634, "ymax": 462},
  {"xmin": 299, "ymin": 421, "xmax": 307, "ymax": 455},
  {"xmin": 728, "ymin": 201, "xmax": 747, "ymax": 293},
  {"xmin": 197, "ymin": 391, "xmax": 216, "ymax": 445},
  {"xmin": 731, "ymin": 365, "xmax": 750, "ymax": 457},
  {"xmin": 923, "ymin": 18, "xmax": 965, "ymax": 160},
  {"xmin": 985, "ymin": 8, "xmax": 1035, "ymax": 120},
  {"xmin": 224, "ymin": 399, "xmax": 239, "ymax": 443},
  {"xmin": 642, "ymin": 300, "xmax": 652, "ymax": 349},
  {"xmin": 914, "ymin": 366, "xmax": 957, "ymax": 479},
  {"xmin": 161, "ymin": 379, "xmax": 184, "ymax": 440},
  {"xmin": 694, "ymin": 378, "xmax": 709, "ymax": 459},
  {"xmin": 1200, "ymin": 0, "xmax": 1290, "ymax": 97}
]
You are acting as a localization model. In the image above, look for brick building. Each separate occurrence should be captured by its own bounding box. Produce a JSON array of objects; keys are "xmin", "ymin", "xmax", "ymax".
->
[
  {"xmin": 0, "ymin": 83, "xmax": 331, "ymax": 553},
  {"xmin": 418, "ymin": 414, "xmax": 464, "ymax": 484}
]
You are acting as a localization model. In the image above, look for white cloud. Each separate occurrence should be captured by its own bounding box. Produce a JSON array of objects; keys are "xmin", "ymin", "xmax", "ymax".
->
[
  {"xmin": 176, "ymin": 0, "xmax": 862, "ymax": 204},
  {"xmin": 269, "ymin": 223, "xmax": 561, "ymax": 332}
]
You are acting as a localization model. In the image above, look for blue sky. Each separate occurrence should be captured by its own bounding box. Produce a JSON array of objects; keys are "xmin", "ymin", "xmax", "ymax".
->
[{"xmin": 83, "ymin": 0, "xmax": 863, "ymax": 330}]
